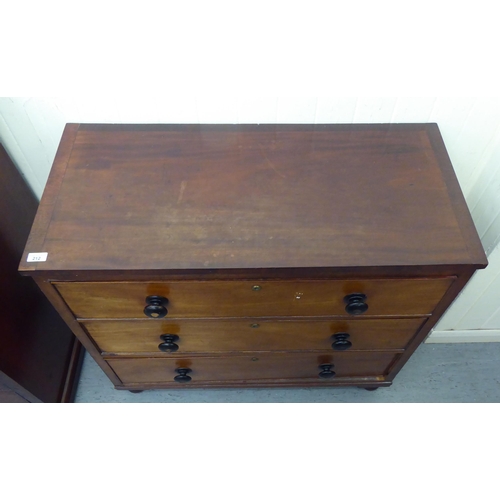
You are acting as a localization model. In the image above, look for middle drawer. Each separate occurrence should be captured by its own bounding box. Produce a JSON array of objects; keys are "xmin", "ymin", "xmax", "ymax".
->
[{"xmin": 83, "ymin": 317, "xmax": 426, "ymax": 354}]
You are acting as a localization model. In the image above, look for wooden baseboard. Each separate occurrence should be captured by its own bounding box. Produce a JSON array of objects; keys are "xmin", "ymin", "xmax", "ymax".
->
[{"xmin": 426, "ymin": 329, "xmax": 500, "ymax": 343}]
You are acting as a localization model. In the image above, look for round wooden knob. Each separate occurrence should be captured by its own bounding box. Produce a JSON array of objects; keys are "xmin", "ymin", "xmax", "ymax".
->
[
  {"xmin": 144, "ymin": 295, "xmax": 169, "ymax": 318},
  {"xmin": 174, "ymin": 368, "xmax": 192, "ymax": 383},
  {"xmin": 158, "ymin": 334, "xmax": 179, "ymax": 352},
  {"xmin": 331, "ymin": 332, "xmax": 352, "ymax": 351},
  {"xmin": 344, "ymin": 293, "xmax": 368, "ymax": 315},
  {"xmin": 318, "ymin": 363, "xmax": 336, "ymax": 379}
]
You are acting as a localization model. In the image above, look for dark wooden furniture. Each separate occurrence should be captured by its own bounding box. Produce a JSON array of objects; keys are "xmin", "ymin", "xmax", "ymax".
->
[
  {"xmin": 0, "ymin": 144, "xmax": 83, "ymax": 403},
  {"xmin": 20, "ymin": 124, "xmax": 487, "ymax": 391}
]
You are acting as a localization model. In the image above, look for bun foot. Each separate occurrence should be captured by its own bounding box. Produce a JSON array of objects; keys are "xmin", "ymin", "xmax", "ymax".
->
[
  {"xmin": 358, "ymin": 386, "xmax": 379, "ymax": 391},
  {"xmin": 129, "ymin": 390, "xmax": 143, "ymax": 393}
]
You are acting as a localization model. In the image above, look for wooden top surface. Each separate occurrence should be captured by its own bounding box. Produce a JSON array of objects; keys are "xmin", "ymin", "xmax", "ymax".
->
[{"xmin": 20, "ymin": 123, "xmax": 487, "ymax": 274}]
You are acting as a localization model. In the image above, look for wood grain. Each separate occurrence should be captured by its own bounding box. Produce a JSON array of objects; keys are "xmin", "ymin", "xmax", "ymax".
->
[
  {"xmin": 20, "ymin": 124, "xmax": 487, "ymax": 274},
  {"xmin": 83, "ymin": 317, "xmax": 425, "ymax": 354}
]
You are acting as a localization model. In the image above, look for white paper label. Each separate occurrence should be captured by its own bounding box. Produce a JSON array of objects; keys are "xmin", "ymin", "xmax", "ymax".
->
[{"xmin": 27, "ymin": 252, "xmax": 48, "ymax": 262}]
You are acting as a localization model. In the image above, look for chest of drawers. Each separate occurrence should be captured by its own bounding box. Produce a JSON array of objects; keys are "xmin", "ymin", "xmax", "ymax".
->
[{"xmin": 20, "ymin": 123, "xmax": 487, "ymax": 391}]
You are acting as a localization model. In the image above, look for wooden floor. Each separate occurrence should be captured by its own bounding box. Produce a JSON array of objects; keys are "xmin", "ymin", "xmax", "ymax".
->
[{"xmin": 74, "ymin": 342, "xmax": 500, "ymax": 403}]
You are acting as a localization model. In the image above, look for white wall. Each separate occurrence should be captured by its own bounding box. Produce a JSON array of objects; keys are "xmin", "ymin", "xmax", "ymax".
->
[{"xmin": 430, "ymin": 131, "xmax": 500, "ymax": 342}]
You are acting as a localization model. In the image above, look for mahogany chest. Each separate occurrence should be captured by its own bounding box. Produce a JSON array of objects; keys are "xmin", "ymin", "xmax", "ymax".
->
[{"xmin": 20, "ymin": 123, "xmax": 487, "ymax": 391}]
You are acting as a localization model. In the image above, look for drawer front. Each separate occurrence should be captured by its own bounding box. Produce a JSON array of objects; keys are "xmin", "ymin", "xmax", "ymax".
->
[
  {"xmin": 107, "ymin": 352, "xmax": 399, "ymax": 384},
  {"xmin": 55, "ymin": 278, "xmax": 455, "ymax": 319},
  {"xmin": 84, "ymin": 318, "xmax": 425, "ymax": 354}
]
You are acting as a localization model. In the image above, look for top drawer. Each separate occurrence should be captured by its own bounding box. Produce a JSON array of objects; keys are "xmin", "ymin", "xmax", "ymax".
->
[{"xmin": 54, "ymin": 278, "xmax": 455, "ymax": 319}]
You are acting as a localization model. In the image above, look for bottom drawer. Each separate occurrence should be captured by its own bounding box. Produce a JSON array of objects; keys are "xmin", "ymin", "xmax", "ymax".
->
[{"xmin": 107, "ymin": 352, "xmax": 398, "ymax": 385}]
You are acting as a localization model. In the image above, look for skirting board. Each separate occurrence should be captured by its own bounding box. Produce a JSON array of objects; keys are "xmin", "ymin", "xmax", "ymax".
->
[{"xmin": 426, "ymin": 330, "xmax": 500, "ymax": 343}]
